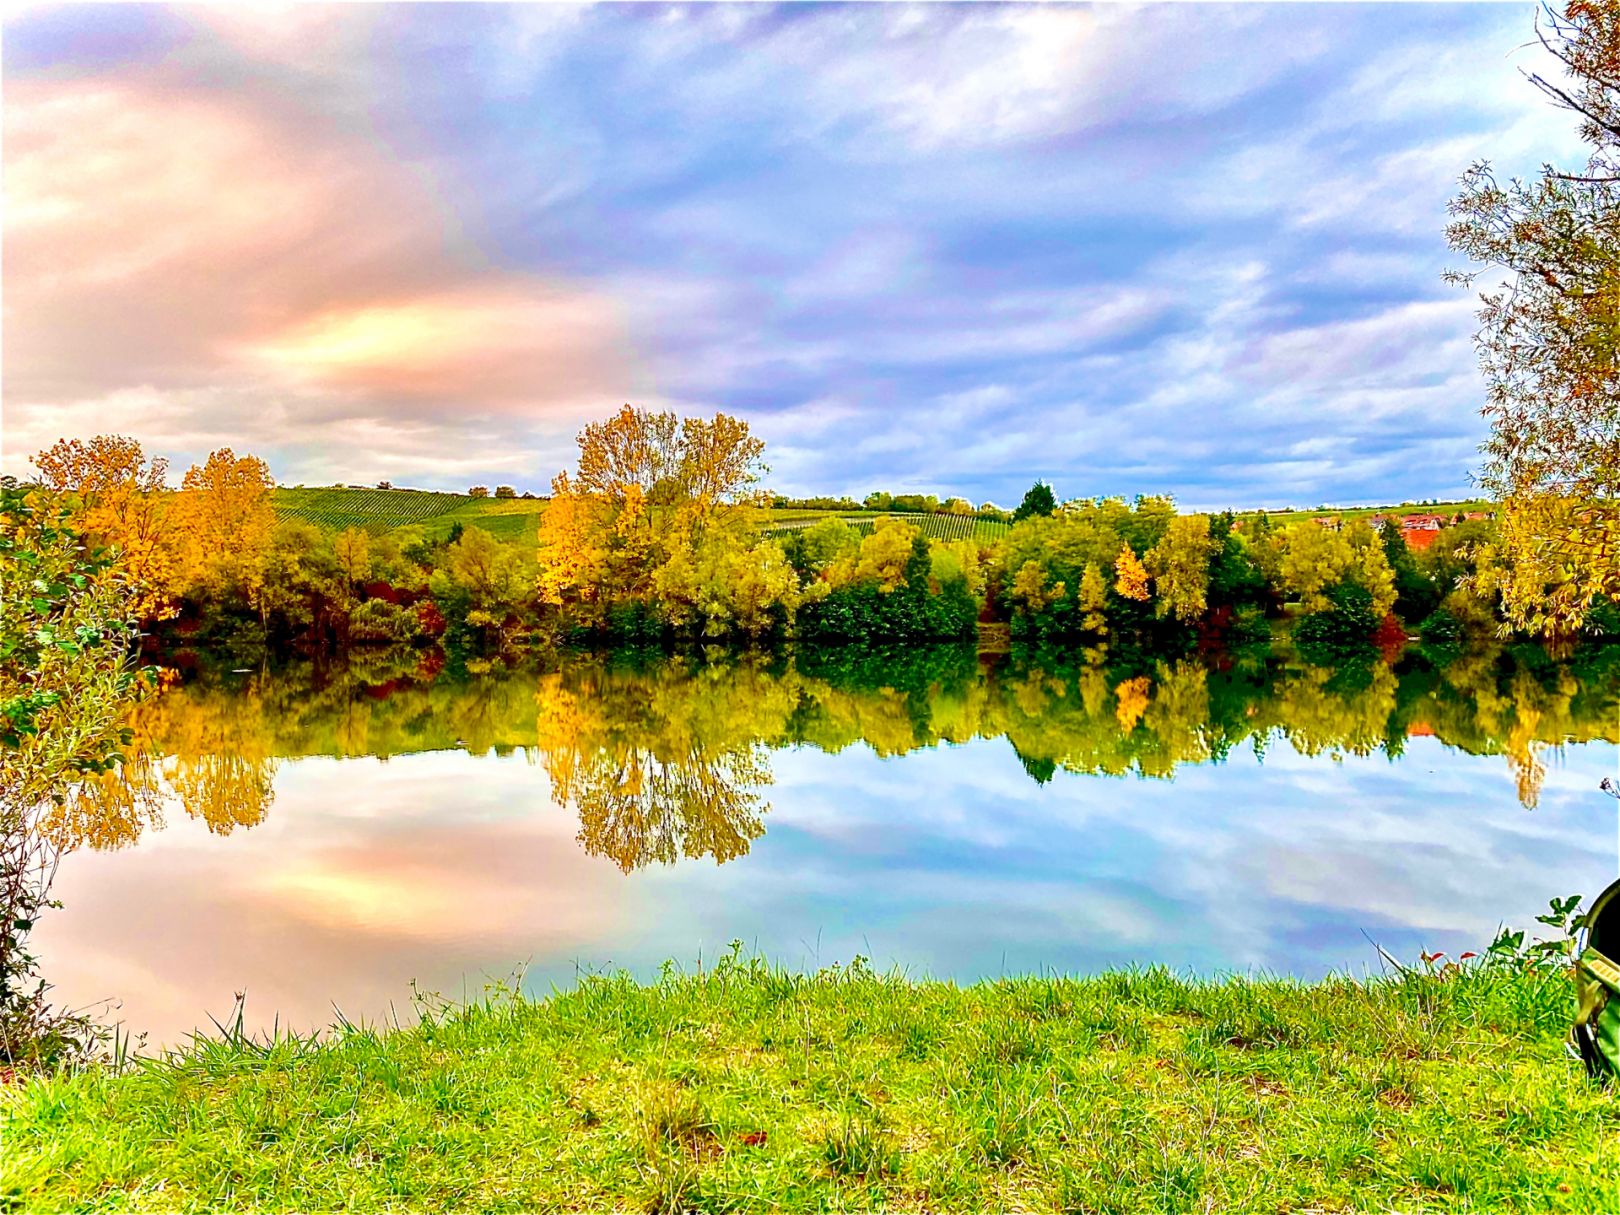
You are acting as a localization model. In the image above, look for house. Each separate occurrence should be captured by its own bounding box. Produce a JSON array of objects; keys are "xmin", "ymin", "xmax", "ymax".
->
[
  {"xmin": 1400, "ymin": 513, "xmax": 1444, "ymax": 531},
  {"xmin": 1312, "ymin": 516, "xmax": 1341, "ymax": 530}
]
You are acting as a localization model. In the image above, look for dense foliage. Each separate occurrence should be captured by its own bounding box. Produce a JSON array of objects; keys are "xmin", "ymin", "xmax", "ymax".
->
[
  {"xmin": 19, "ymin": 416, "xmax": 1620, "ymax": 663},
  {"xmin": 0, "ymin": 482, "xmax": 151, "ymax": 1066}
]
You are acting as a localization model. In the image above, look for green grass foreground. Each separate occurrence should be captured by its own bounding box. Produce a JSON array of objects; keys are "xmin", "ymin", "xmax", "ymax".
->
[{"xmin": 4, "ymin": 958, "xmax": 1618, "ymax": 1213}]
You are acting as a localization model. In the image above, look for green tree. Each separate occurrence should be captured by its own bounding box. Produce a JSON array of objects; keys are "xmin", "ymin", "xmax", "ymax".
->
[{"xmin": 1012, "ymin": 481, "xmax": 1057, "ymax": 522}]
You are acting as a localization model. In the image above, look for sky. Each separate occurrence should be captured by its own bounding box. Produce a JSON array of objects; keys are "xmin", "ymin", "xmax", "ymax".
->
[{"xmin": 0, "ymin": 2, "xmax": 1589, "ymax": 509}]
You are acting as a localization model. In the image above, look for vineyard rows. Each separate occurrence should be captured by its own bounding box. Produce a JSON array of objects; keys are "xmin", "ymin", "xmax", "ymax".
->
[
  {"xmin": 272, "ymin": 488, "xmax": 547, "ymax": 541},
  {"xmin": 272, "ymin": 490, "xmax": 1012, "ymax": 548},
  {"xmin": 760, "ymin": 513, "xmax": 1010, "ymax": 543}
]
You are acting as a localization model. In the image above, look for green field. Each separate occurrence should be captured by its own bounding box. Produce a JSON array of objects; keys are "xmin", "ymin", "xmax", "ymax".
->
[
  {"xmin": 3, "ymin": 959, "xmax": 1614, "ymax": 1213},
  {"xmin": 272, "ymin": 488, "xmax": 548, "ymax": 543}
]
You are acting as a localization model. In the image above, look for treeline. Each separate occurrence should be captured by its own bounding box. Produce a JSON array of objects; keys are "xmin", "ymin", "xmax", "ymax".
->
[{"xmin": 16, "ymin": 412, "xmax": 1620, "ymax": 662}]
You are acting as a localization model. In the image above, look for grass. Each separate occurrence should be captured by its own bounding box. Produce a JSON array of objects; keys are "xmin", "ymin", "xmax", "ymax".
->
[{"xmin": 4, "ymin": 955, "xmax": 1616, "ymax": 1213}]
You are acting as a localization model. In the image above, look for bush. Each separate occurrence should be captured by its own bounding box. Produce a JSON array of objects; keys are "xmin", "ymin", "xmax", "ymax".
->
[
  {"xmin": 1418, "ymin": 608, "xmax": 1462, "ymax": 648},
  {"xmin": 495, "ymin": 486, "xmax": 516, "ymax": 499},
  {"xmin": 1295, "ymin": 582, "xmax": 1379, "ymax": 659},
  {"xmin": 348, "ymin": 599, "xmax": 419, "ymax": 645}
]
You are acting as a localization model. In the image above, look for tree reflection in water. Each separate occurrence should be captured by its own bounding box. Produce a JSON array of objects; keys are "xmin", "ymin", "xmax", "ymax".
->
[{"xmin": 41, "ymin": 642, "xmax": 1620, "ymax": 871}]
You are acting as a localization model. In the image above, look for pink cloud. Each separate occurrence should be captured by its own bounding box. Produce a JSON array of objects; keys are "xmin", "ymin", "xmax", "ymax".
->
[{"xmin": 2, "ymin": 63, "xmax": 644, "ymax": 478}]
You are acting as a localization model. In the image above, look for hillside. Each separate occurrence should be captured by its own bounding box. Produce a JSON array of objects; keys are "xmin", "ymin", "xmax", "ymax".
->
[
  {"xmin": 272, "ymin": 486, "xmax": 1497, "ymax": 548},
  {"xmin": 272, "ymin": 487, "xmax": 548, "ymax": 543}
]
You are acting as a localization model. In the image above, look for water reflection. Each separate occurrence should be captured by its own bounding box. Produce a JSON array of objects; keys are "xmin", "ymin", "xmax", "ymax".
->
[
  {"xmin": 50, "ymin": 643, "xmax": 1620, "ymax": 867},
  {"xmin": 33, "ymin": 643, "xmax": 1619, "ymax": 1045}
]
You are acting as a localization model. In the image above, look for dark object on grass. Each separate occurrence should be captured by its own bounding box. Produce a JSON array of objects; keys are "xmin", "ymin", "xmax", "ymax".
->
[{"xmin": 1574, "ymin": 877, "xmax": 1620, "ymax": 1084}]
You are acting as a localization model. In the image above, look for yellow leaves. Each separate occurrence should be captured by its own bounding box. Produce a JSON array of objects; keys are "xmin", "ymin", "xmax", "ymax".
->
[
  {"xmin": 1114, "ymin": 675, "xmax": 1151, "ymax": 732},
  {"xmin": 32, "ymin": 434, "xmax": 168, "ymax": 496},
  {"xmin": 849, "ymin": 518, "xmax": 920, "ymax": 592},
  {"xmin": 537, "ymin": 473, "xmax": 610, "ymax": 608},
  {"xmin": 31, "ymin": 434, "xmax": 180, "ymax": 621},
  {"xmin": 1011, "ymin": 559, "xmax": 1064, "ymax": 612},
  {"xmin": 538, "ymin": 407, "xmax": 768, "ymax": 613},
  {"xmin": 1079, "ymin": 563, "xmax": 1109, "ymax": 640},
  {"xmin": 1474, "ymin": 494, "xmax": 1619, "ymax": 638},
  {"xmin": 333, "ymin": 528, "xmax": 372, "ymax": 590},
  {"xmin": 652, "ymin": 529, "xmax": 800, "ymax": 637},
  {"xmin": 1145, "ymin": 514, "xmax": 1215, "ymax": 623},
  {"xmin": 169, "ymin": 447, "xmax": 276, "ymax": 605},
  {"xmin": 1114, "ymin": 546, "xmax": 1150, "ymax": 601}
]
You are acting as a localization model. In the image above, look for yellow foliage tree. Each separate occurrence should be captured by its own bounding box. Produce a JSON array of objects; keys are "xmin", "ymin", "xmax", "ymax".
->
[
  {"xmin": 847, "ymin": 518, "xmax": 920, "ymax": 592},
  {"xmin": 170, "ymin": 448, "xmax": 276, "ymax": 607},
  {"xmin": 538, "ymin": 407, "xmax": 767, "ymax": 612},
  {"xmin": 31, "ymin": 435, "xmax": 178, "ymax": 620},
  {"xmin": 1145, "ymin": 514, "xmax": 1215, "ymax": 623},
  {"xmin": 1079, "ymin": 564, "xmax": 1109, "ymax": 636},
  {"xmin": 1114, "ymin": 546, "xmax": 1151, "ymax": 601}
]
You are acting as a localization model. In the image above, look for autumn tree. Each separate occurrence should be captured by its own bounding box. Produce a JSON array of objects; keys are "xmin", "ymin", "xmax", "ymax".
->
[
  {"xmin": 31, "ymin": 435, "xmax": 176, "ymax": 620},
  {"xmin": 1146, "ymin": 514, "xmax": 1216, "ymax": 623},
  {"xmin": 1275, "ymin": 521, "xmax": 1397, "ymax": 617},
  {"xmin": 1114, "ymin": 545, "xmax": 1151, "ymax": 602},
  {"xmin": 170, "ymin": 449, "xmax": 276, "ymax": 609},
  {"xmin": 332, "ymin": 528, "xmax": 372, "ymax": 597},
  {"xmin": 1, "ymin": 485, "xmax": 154, "ymax": 1063},
  {"xmin": 1447, "ymin": 1, "xmax": 1620, "ymax": 635},
  {"xmin": 537, "ymin": 406, "xmax": 767, "ymax": 616},
  {"xmin": 1079, "ymin": 563, "xmax": 1109, "ymax": 637}
]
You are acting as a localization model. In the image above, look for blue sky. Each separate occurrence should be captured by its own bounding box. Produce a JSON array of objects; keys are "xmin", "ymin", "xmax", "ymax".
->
[{"xmin": 1, "ymin": 3, "xmax": 1584, "ymax": 508}]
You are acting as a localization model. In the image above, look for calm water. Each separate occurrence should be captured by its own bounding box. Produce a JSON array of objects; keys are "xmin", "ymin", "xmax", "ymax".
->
[{"xmin": 36, "ymin": 644, "xmax": 1620, "ymax": 1046}]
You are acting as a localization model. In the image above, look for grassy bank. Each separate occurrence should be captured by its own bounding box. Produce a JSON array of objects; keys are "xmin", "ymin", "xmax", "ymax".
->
[{"xmin": 4, "ymin": 958, "xmax": 1617, "ymax": 1213}]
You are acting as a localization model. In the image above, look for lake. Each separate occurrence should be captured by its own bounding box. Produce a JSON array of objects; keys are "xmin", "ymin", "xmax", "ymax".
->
[{"xmin": 34, "ymin": 643, "xmax": 1620, "ymax": 1047}]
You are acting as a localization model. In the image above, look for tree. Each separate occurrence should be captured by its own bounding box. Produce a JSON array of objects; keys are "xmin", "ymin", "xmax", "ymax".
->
[
  {"xmin": 1114, "ymin": 546, "xmax": 1151, "ymax": 601},
  {"xmin": 537, "ymin": 407, "xmax": 767, "ymax": 616},
  {"xmin": 1, "ymin": 484, "xmax": 152, "ymax": 1064},
  {"xmin": 467, "ymin": 486, "xmax": 490, "ymax": 499},
  {"xmin": 1013, "ymin": 481, "xmax": 1057, "ymax": 522},
  {"xmin": 1146, "ymin": 514, "xmax": 1216, "ymax": 623},
  {"xmin": 494, "ymin": 486, "xmax": 516, "ymax": 499},
  {"xmin": 1079, "ymin": 564, "xmax": 1109, "ymax": 637},
  {"xmin": 1447, "ymin": 2, "xmax": 1620, "ymax": 635},
  {"xmin": 332, "ymin": 528, "xmax": 372, "ymax": 597},
  {"xmin": 31, "ymin": 436, "xmax": 176, "ymax": 621},
  {"xmin": 170, "ymin": 449, "xmax": 276, "ymax": 609}
]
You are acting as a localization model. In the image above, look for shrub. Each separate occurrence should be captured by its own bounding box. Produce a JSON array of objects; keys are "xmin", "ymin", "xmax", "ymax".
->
[
  {"xmin": 349, "ymin": 599, "xmax": 419, "ymax": 645},
  {"xmin": 1295, "ymin": 582, "xmax": 1379, "ymax": 659}
]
